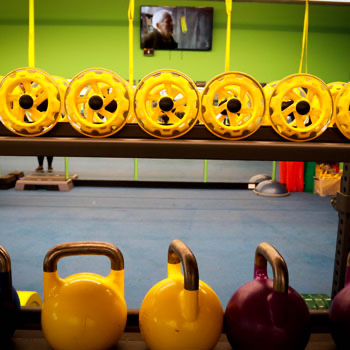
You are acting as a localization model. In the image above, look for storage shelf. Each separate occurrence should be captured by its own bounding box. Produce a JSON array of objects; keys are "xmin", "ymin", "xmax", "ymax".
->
[
  {"xmin": 7, "ymin": 331, "xmax": 336, "ymax": 350},
  {"xmin": 0, "ymin": 124, "xmax": 349, "ymax": 162},
  {"xmin": 8, "ymin": 308, "xmax": 335, "ymax": 349},
  {"xmin": 1, "ymin": 124, "xmax": 347, "ymax": 349}
]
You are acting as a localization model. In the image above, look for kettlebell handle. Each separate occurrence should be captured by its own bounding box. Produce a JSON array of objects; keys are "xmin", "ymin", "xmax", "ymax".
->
[
  {"xmin": 254, "ymin": 242, "xmax": 289, "ymax": 293},
  {"xmin": 345, "ymin": 252, "xmax": 350, "ymax": 287},
  {"xmin": 168, "ymin": 240, "xmax": 199, "ymax": 291},
  {"xmin": 0, "ymin": 246, "xmax": 11, "ymax": 273},
  {"xmin": 43, "ymin": 241, "xmax": 124, "ymax": 272},
  {"xmin": 0, "ymin": 245, "xmax": 14, "ymax": 298}
]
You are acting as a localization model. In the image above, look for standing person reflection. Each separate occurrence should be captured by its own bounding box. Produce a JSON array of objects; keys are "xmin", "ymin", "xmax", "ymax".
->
[
  {"xmin": 36, "ymin": 156, "xmax": 53, "ymax": 173},
  {"xmin": 142, "ymin": 10, "xmax": 178, "ymax": 50}
]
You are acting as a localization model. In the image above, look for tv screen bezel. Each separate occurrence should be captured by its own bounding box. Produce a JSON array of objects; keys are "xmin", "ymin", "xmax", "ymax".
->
[{"xmin": 140, "ymin": 5, "xmax": 214, "ymax": 52}]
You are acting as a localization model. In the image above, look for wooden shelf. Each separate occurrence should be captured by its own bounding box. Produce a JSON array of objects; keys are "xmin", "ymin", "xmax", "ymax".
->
[
  {"xmin": 8, "ymin": 307, "xmax": 334, "ymax": 349},
  {"xmin": 5, "ymin": 331, "xmax": 336, "ymax": 350},
  {"xmin": 0, "ymin": 124, "xmax": 349, "ymax": 162}
]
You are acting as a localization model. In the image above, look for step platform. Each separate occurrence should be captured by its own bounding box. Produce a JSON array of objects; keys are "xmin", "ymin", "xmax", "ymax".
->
[
  {"xmin": 15, "ymin": 173, "xmax": 78, "ymax": 191},
  {"xmin": 0, "ymin": 171, "xmax": 24, "ymax": 190}
]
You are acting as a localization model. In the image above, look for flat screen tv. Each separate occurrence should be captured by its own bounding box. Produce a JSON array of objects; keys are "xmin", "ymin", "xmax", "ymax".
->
[{"xmin": 140, "ymin": 6, "xmax": 214, "ymax": 51}]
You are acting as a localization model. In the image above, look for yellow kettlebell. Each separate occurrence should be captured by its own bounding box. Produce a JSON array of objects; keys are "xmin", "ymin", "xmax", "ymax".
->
[
  {"xmin": 41, "ymin": 241, "xmax": 127, "ymax": 350},
  {"xmin": 139, "ymin": 239, "xmax": 223, "ymax": 350}
]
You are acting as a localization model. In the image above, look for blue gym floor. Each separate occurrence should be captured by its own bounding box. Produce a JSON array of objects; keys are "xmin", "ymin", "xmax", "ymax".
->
[{"xmin": 0, "ymin": 157, "xmax": 337, "ymax": 309}]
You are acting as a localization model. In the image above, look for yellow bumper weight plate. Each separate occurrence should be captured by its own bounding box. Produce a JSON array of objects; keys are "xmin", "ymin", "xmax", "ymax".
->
[
  {"xmin": 269, "ymin": 74, "xmax": 333, "ymax": 142},
  {"xmin": 0, "ymin": 68, "xmax": 61, "ymax": 137},
  {"xmin": 134, "ymin": 70, "xmax": 200, "ymax": 139},
  {"xmin": 53, "ymin": 76, "xmax": 69, "ymax": 122},
  {"xmin": 328, "ymin": 82, "xmax": 346, "ymax": 127},
  {"xmin": 268, "ymin": 83, "xmax": 306, "ymax": 128},
  {"xmin": 17, "ymin": 291, "xmax": 42, "ymax": 307},
  {"xmin": 334, "ymin": 82, "xmax": 350, "ymax": 139},
  {"xmin": 263, "ymin": 81, "xmax": 279, "ymax": 126},
  {"xmin": 328, "ymin": 82, "xmax": 346, "ymax": 103},
  {"xmin": 65, "ymin": 68, "xmax": 130, "ymax": 138},
  {"xmin": 201, "ymin": 72, "xmax": 265, "ymax": 140},
  {"xmin": 124, "ymin": 80, "xmax": 135, "ymax": 123},
  {"xmin": 196, "ymin": 86, "xmax": 205, "ymax": 125}
]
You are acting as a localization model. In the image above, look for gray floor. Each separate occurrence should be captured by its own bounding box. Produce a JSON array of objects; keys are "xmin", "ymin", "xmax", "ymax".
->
[{"xmin": 0, "ymin": 156, "xmax": 275, "ymax": 182}]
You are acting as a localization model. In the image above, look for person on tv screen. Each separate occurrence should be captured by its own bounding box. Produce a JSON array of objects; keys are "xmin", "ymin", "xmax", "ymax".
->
[{"xmin": 142, "ymin": 10, "xmax": 178, "ymax": 50}]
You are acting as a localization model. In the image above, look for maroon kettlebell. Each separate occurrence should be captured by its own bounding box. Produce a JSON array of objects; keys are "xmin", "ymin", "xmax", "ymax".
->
[
  {"xmin": 224, "ymin": 242, "xmax": 311, "ymax": 350},
  {"xmin": 329, "ymin": 252, "xmax": 350, "ymax": 349}
]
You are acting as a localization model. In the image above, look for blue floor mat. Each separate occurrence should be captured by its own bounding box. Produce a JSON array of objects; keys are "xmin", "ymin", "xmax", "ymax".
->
[{"xmin": 0, "ymin": 187, "xmax": 336, "ymax": 309}]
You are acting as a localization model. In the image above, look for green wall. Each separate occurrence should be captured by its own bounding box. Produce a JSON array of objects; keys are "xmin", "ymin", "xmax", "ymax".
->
[{"xmin": 0, "ymin": 0, "xmax": 349, "ymax": 84}]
